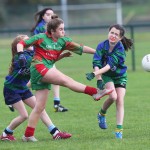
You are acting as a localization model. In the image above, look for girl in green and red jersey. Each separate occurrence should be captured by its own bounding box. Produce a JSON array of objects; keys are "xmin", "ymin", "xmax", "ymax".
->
[
  {"xmin": 86, "ymin": 24, "xmax": 133, "ymax": 139},
  {"xmin": 17, "ymin": 14, "xmax": 113, "ymax": 141},
  {"xmin": 0, "ymin": 35, "xmax": 72, "ymax": 142},
  {"xmin": 31, "ymin": 8, "xmax": 68, "ymax": 112}
]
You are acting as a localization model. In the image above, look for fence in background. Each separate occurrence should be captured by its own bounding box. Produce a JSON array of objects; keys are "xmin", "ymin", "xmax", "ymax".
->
[{"xmin": 0, "ymin": 23, "xmax": 150, "ymax": 71}]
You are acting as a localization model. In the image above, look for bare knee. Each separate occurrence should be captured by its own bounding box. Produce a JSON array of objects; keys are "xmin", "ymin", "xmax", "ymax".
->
[
  {"xmin": 20, "ymin": 113, "xmax": 28, "ymax": 122},
  {"xmin": 109, "ymin": 93, "xmax": 117, "ymax": 102},
  {"xmin": 34, "ymin": 105, "xmax": 45, "ymax": 114}
]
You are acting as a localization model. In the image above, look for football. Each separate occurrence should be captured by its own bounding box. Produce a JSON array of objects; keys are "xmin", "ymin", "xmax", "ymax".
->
[{"xmin": 142, "ymin": 54, "xmax": 150, "ymax": 71}]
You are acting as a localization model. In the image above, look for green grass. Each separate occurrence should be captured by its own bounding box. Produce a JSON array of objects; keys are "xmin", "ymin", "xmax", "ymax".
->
[{"xmin": 0, "ymin": 32, "xmax": 150, "ymax": 150}]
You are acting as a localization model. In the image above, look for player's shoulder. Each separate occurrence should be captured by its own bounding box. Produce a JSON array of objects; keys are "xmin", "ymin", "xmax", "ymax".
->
[
  {"xmin": 37, "ymin": 20, "xmax": 45, "ymax": 27},
  {"xmin": 33, "ymin": 33, "xmax": 46, "ymax": 39},
  {"xmin": 98, "ymin": 39, "xmax": 107, "ymax": 46},
  {"xmin": 116, "ymin": 41, "xmax": 125, "ymax": 52},
  {"xmin": 97, "ymin": 39, "xmax": 108, "ymax": 50}
]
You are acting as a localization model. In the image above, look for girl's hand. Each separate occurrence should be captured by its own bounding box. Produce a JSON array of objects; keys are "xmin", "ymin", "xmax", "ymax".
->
[
  {"xmin": 57, "ymin": 52, "xmax": 73, "ymax": 61},
  {"xmin": 97, "ymin": 80, "xmax": 105, "ymax": 90},
  {"xmin": 86, "ymin": 72, "xmax": 95, "ymax": 81},
  {"xmin": 18, "ymin": 52, "xmax": 27, "ymax": 68},
  {"xmin": 61, "ymin": 52, "xmax": 73, "ymax": 58}
]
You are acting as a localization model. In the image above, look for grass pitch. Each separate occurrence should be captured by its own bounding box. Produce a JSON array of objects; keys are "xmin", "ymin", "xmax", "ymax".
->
[{"xmin": 0, "ymin": 32, "xmax": 150, "ymax": 150}]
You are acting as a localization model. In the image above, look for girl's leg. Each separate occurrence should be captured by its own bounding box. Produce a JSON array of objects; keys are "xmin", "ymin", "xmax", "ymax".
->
[
  {"xmin": 24, "ymin": 95, "xmax": 53, "ymax": 127},
  {"xmin": 8, "ymin": 101, "xmax": 28, "ymax": 130},
  {"xmin": 53, "ymin": 84, "xmax": 60, "ymax": 100},
  {"xmin": 115, "ymin": 87, "xmax": 126, "ymax": 139},
  {"xmin": 42, "ymin": 68, "xmax": 86, "ymax": 92},
  {"xmin": 52, "ymin": 84, "xmax": 68, "ymax": 112},
  {"xmin": 99, "ymin": 82, "xmax": 117, "ymax": 111},
  {"xmin": 101, "ymin": 82, "xmax": 117, "ymax": 111},
  {"xmin": 23, "ymin": 90, "xmax": 72, "ymax": 141},
  {"xmin": 27, "ymin": 89, "xmax": 49, "ymax": 128},
  {"xmin": 23, "ymin": 89, "xmax": 49, "ymax": 141},
  {"xmin": 115, "ymin": 87, "xmax": 126, "ymax": 126},
  {"xmin": 52, "ymin": 64, "xmax": 68, "ymax": 112},
  {"xmin": 41, "ymin": 68, "xmax": 112, "ymax": 100},
  {"xmin": 24, "ymin": 95, "xmax": 56, "ymax": 137},
  {"xmin": 1, "ymin": 101, "xmax": 28, "ymax": 141},
  {"xmin": 97, "ymin": 82, "xmax": 117, "ymax": 129}
]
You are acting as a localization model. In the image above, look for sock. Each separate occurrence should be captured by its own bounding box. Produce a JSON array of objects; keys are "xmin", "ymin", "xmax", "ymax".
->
[
  {"xmin": 116, "ymin": 125, "xmax": 123, "ymax": 131},
  {"xmin": 50, "ymin": 127, "xmax": 59, "ymax": 136},
  {"xmin": 54, "ymin": 97, "xmax": 60, "ymax": 105},
  {"xmin": 84, "ymin": 86, "xmax": 97, "ymax": 96},
  {"xmin": 100, "ymin": 109, "xmax": 107, "ymax": 116},
  {"xmin": 24, "ymin": 126, "xmax": 35, "ymax": 137},
  {"xmin": 3, "ymin": 127, "xmax": 13, "ymax": 136},
  {"xmin": 48, "ymin": 124, "xmax": 56, "ymax": 132}
]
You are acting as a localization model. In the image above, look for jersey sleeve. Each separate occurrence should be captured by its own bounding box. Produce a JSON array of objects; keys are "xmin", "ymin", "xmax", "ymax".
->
[
  {"xmin": 93, "ymin": 43, "xmax": 103, "ymax": 68},
  {"xmin": 58, "ymin": 37, "xmax": 83, "ymax": 55},
  {"xmin": 19, "ymin": 34, "xmax": 43, "ymax": 47}
]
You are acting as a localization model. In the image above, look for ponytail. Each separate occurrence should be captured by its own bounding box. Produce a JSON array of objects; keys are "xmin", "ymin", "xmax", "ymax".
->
[{"xmin": 121, "ymin": 36, "xmax": 133, "ymax": 51}]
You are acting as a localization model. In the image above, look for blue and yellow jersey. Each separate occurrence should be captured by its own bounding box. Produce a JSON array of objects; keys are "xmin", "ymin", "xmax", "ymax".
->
[
  {"xmin": 4, "ymin": 50, "xmax": 34, "ymax": 93},
  {"xmin": 93, "ymin": 40, "xmax": 127, "ymax": 77}
]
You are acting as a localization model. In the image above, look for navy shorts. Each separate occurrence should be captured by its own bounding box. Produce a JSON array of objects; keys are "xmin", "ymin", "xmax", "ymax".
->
[{"xmin": 3, "ymin": 87, "xmax": 33, "ymax": 105}]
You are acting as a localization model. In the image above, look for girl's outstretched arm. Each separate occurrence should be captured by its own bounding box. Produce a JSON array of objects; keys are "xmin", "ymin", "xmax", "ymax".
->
[{"xmin": 83, "ymin": 46, "xmax": 96, "ymax": 54}]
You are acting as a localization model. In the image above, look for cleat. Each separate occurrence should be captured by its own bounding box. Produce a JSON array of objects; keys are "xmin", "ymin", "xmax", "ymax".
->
[
  {"xmin": 8, "ymin": 105, "xmax": 15, "ymax": 112},
  {"xmin": 54, "ymin": 104, "xmax": 68, "ymax": 112},
  {"xmin": 115, "ymin": 130, "xmax": 123, "ymax": 139},
  {"xmin": 53, "ymin": 131, "xmax": 72, "ymax": 140},
  {"xmin": 0, "ymin": 134, "xmax": 16, "ymax": 141},
  {"xmin": 97, "ymin": 113, "xmax": 107, "ymax": 129},
  {"xmin": 93, "ymin": 88, "xmax": 113, "ymax": 101},
  {"xmin": 22, "ymin": 135, "xmax": 38, "ymax": 142}
]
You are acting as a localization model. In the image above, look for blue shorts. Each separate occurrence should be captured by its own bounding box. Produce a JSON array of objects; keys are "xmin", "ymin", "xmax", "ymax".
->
[{"xmin": 3, "ymin": 87, "xmax": 33, "ymax": 105}]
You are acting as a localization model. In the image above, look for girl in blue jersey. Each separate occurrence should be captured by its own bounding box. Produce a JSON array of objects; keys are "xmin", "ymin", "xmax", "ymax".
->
[
  {"xmin": 86, "ymin": 24, "xmax": 133, "ymax": 139},
  {"xmin": 31, "ymin": 8, "xmax": 68, "ymax": 112},
  {"xmin": 0, "ymin": 35, "xmax": 71, "ymax": 141}
]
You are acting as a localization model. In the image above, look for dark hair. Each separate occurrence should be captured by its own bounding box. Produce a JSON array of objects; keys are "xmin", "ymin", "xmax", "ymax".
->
[
  {"xmin": 47, "ymin": 14, "xmax": 64, "ymax": 34},
  {"xmin": 109, "ymin": 24, "xmax": 133, "ymax": 51},
  {"xmin": 9, "ymin": 35, "xmax": 27, "ymax": 74},
  {"xmin": 31, "ymin": 8, "xmax": 53, "ymax": 33}
]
